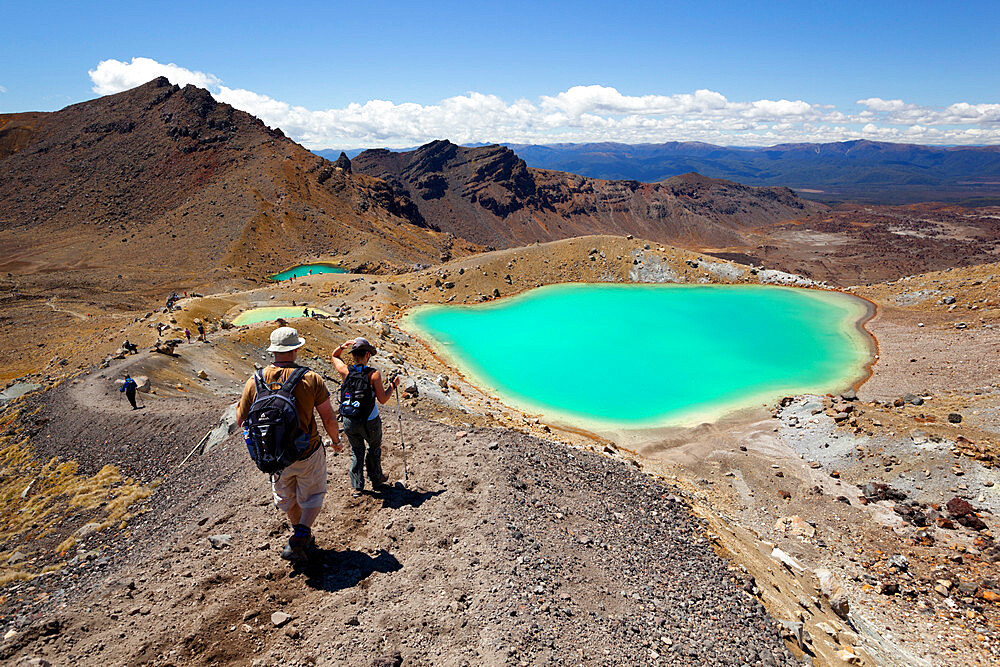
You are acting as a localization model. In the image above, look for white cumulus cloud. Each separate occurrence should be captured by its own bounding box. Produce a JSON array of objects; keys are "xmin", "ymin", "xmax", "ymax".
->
[
  {"xmin": 87, "ymin": 57, "xmax": 1000, "ymax": 148},
  {"xmin": 89, "ymin": 57, "xmax": 221, "ymax": 96}
]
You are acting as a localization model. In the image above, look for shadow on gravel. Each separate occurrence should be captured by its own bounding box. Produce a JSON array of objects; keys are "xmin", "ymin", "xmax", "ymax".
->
[
  {"xmin": 376, "ymin": 483, "xmax": 445, "ymax": 510},
  {"xmin": 294, "ymin": 548, "xmax": 402, "ymax": 593}
]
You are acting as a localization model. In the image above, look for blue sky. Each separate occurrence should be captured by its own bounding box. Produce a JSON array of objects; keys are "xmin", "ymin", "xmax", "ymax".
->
[{"xmin": 3, "ymin": 1, "xmax": 999, "ymax": 147}]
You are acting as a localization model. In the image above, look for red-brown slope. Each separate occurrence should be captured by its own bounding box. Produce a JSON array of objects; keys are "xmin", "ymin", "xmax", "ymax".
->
[
  {"xmin": 0, "ymin": 79, "xmax": 473, "ymax": 381},
  {"xmin": 0, "ymin": 78, "xmax": 463, "ymax": 292},
  {"xmin": 0, "ymin": 112, "xmax": 48, "ymax": 160},
  {"xmin": 353, "ymin": 140, "xmax": 826, "ymax": 249}
]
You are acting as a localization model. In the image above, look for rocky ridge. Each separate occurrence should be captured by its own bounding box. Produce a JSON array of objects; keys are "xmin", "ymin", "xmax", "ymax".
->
[{"xmin": 352, "ymin": 140, "xmax": 826, "ymax": 249}]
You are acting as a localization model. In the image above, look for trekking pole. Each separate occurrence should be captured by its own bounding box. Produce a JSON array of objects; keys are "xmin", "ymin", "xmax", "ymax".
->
[{"xmin": 394, "ymin": 384, "xmax": 409, "ymax": 481}]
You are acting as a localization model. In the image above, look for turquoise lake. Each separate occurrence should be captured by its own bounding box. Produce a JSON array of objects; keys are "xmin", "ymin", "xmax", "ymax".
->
[
  {"xmin": 232, "ymin": 306, "xmax": 332, "ymax": 326},
  {"xmin": 269, "ymin": 263, "xmax": 346, "ymax": 281},
  {"xmin": 404, "ymin": 284, "xmax": 873, "ymax": 429}
]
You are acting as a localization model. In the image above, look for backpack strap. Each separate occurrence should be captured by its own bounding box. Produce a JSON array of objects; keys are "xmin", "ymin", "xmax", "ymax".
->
[
  {"xmin": 253, "ymin": 369, "xmax": 270, "ymax": 397},
  {"xmin": 279, "ymin": 366, "xmax": 310, "ymax": 394}
]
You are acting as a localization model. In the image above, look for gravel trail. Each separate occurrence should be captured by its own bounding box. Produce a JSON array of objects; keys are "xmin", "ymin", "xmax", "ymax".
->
[{"xmin": 3, "ymin": 394, "xmax": 798, "ymax": 665}]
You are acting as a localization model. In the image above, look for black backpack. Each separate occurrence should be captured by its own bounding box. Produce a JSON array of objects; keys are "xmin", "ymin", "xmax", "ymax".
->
[
  {"xmin": 245, "ymin": 367, "xmax": 312, "ymax": 475},
  {"xmin": 339, "ymin": 365, "xmax": 375, "ymax": 420}
]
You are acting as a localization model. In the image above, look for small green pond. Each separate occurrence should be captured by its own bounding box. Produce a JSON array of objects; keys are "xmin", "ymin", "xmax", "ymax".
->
[
  {"xmin": 403, "ymin": 283, "xmax": 873, "ymax": 430},
  {"xmin": 232, "ymin": 306, "xmax": 332, "ymax": 326},
  {"xmin": 269, "ymin": 263, "xmax": 346, "ymax": 281}
]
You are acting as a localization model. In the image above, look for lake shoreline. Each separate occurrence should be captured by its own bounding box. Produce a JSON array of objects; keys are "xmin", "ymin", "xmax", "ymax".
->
[{"xmin": 401, "ymin": 282, "xmax": 878, "ymax": 441}]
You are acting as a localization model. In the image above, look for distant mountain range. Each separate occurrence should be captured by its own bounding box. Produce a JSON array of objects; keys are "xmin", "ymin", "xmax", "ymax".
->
[{"xmin": 318, "ymin": 140, "xmax": 1000, "ymax": 205}]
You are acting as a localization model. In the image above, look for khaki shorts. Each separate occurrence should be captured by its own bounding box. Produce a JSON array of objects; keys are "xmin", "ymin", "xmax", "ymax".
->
[{"xmin": 272, "ymin": 445, "xmax": 327, "ymax": 511}]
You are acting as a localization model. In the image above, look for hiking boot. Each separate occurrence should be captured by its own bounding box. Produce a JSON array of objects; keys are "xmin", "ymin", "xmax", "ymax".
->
[
  {"xmin": 372, "ymin": 473, "xmax": 390, "ymax": 489},
  {"xmin": 280, "ymin": 533, "xmax": 315, "ymax": 562}
]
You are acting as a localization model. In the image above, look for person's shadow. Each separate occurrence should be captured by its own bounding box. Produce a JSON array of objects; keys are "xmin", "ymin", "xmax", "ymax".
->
[
  {"xmin": 374, "ymin": 482, "xmax": 445, "ymax": 510},
  {"xmin": 295, "ymin": 548, "xmax": 402, "ymax": 592}
]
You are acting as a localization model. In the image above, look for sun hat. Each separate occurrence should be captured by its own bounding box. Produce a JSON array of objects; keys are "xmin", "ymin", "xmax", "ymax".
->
[
  {"xmin": 267, "ymin": 326, "xmax": 306, "ymax": 353},
  {"xmin": 351, "ymin": 337, "xmax": 377, "ymax": 355}
]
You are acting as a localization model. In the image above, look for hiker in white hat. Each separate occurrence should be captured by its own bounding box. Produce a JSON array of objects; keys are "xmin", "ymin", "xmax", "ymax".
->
[{"xmin": 236, "ymin": 326, "xmax": 342, "ymax": 562}]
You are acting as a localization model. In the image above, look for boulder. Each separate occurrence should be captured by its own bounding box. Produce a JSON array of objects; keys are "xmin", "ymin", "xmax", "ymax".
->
[
  {"xmin": 372, "ymin": 652, "xmax": 403, "ymax": 667},
  {"xmin": 270, "ymin": 611, "xmax": 292, "ymax": 627},
  {"xmin": 152, "ymin": 339, "xmax": 181, "ymax": 356},
  {"xmin": 946, "ymin": 497, "xmax": 975, "ymax": 518},
  {"xmin": 948, "ymin": 413, "xmax": 963, "ymax": 424},
  {"xmin": 771, "ymin": 547, "xmax": 805, "ymax": 572},
  {"xmin": 815, "ymin": 568, "xmax": 850, "ymax": 619},
  {"xmin": 958, "ymin": 515, "xmax": 988, "ymax": 531},
  {"xmin": 774, "ymin": 515, "xmax": 816, "ymax": 538},
  {"xmin": 202, "ymin": 403, "xmax": 239, "ymax": 455},
  {"xmin": 887, "ymin": 554, "xmax": 909, "ymax": 572},
  {"xmin": 0, "ymin": 382, "xmax": 43, "ymax": 405},
  {"xmin": 778, "ymin": 620, "xmax": 807, "ymax": 651},
  {"xmin": 333, "ymin": 151, "xmax": 352, "ymax": 173},
  {"xmin": 208, "ymin": 534, "xmax": 232, "ymax": 549},
  {"xmin": 880, "ymin": 582, "xmax": 899, "ymax": 595}
]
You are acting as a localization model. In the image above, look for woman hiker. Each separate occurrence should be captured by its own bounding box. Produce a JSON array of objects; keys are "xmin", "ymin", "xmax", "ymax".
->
[{"xmin": 331, "ymin": 337, "xmax": 400, "ymax": 495}]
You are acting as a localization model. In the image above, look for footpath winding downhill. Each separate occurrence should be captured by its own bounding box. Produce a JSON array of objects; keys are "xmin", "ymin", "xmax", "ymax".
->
[
  {"xmin": 2, "ymin": 373, "xmax": 797, "ymax": 667},
  {"xmin": 15, "ymin": 236, "xmax": 1000, "ymax": 665}
]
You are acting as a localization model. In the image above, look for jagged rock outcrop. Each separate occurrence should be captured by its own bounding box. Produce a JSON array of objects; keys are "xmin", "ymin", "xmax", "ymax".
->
[
  {"xmin": 353, "ymin": 140, "xmax": 826, "ymax": 249},
  {"xmin": 333, "ymin": 151, "xmax": 352, "ymax": 173}
]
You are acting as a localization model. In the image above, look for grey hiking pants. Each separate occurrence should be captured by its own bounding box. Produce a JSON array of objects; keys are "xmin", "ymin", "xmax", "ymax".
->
[{"xmin": 343, "ymin": 415, "xmax": 384, "ymax": 490}]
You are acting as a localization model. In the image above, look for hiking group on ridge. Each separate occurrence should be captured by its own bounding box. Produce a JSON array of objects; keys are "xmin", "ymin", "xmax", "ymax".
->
[{"xmin": 237, "ymin": 326, "xmax": 401, "ymax": 562}]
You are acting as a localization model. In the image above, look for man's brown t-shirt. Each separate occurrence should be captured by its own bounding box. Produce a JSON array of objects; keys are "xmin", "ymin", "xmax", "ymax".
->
[{"xmin": 236, "ymin": 365, "xmax": 330, "ymax": 456}]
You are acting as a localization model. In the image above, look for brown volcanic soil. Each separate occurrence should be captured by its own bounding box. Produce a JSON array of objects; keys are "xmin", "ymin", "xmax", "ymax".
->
[
  {"xmin": 352, "ymin": 140, "xmax": 826, "ymax": 249},
  {"xmin": 706, "ymin": 203, "xmax": 1000, "ymax": 286},
  {"xmin": 1, "ymin": 389, "xmax": 798, "ymax": 667},
  {"xmin": 6, "ymin": 238, "xmax": 1000, "ymax": 665}
]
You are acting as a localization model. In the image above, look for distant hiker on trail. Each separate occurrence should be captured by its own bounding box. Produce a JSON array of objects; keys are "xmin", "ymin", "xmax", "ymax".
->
[
  {"xmin": 119, "ymin": 373, "xmax": 142, "ymax": 410},
  {"xmin": 184, "ymin": 328, "xmax": 191, "ymax": 343},
  {"xmin": 237, "ymin": 326, "xmax": 342, "ymax": 563},
  {"xmin": 332, "ymin": 337, "xmax": 400, "ymax": 495},
  {"xmin": 196, "ymin": 321, "xmax": 206, "ymax": 342},
  {"xmin": 303, "ymin": 307, "xmax": 309, "ymax": 317}
]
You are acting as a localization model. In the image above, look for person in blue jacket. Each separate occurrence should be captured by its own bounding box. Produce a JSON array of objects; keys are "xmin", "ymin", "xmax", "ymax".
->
[{"xmin": 119, "ymin": 373, "xmax": 142, "ymax": 410}]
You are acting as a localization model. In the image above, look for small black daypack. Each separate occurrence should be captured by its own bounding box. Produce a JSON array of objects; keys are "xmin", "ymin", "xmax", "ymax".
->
[
  {"xmin": 245, "ymin": 367, "xmax": 311, "ymax": 475},
  {"xmin": 339, "ymin": 365, "xmax": 375, "ymax": 420}
]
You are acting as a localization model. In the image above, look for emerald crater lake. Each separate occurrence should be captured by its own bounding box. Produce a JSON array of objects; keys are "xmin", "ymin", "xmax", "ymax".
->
[
  {"xmin": 404, "ymin": 284, "xmax": 874, "ymax": 430},
  {"xmin": 269, "ymin": 263, "xmax": 346, "ymax": 281}
]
